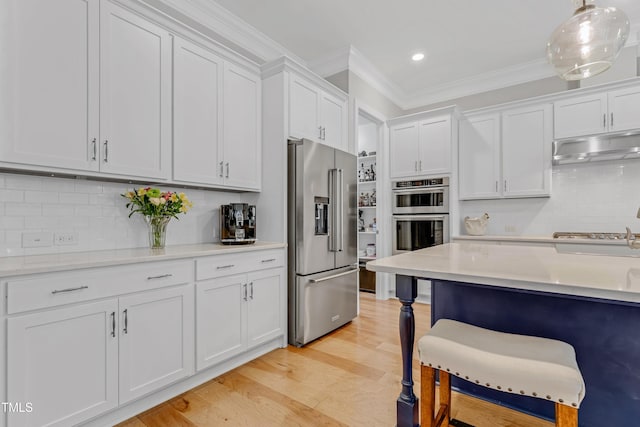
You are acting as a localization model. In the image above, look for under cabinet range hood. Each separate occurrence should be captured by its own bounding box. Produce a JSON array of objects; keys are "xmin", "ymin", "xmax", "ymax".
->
[{"xmin": 553, "ymin": 133, "xmax": 640, "ymax": 165}]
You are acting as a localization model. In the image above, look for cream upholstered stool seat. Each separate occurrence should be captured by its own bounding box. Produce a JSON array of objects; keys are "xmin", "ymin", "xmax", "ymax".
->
[{"xmin": 418, "ymin": 319, "xmax": 586, "ymax": 427}]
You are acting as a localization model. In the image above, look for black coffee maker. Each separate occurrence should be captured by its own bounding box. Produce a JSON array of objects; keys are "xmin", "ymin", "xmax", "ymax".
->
[{"xmin": 220, "ymin": 203, "xmax": 256, "ymax": 244}]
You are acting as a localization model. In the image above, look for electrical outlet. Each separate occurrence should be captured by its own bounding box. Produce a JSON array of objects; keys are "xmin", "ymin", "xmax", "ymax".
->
[
  {"xmin": 504, "ymin": 225, "xmax": 517, "ymax": 233},
  {"xmin": 54, "ymin": 232, "xmax": 79, "ymax": 246},
  {"xmin": 22, "ymin": 231, "xmax": 53, "ymax": 248}
]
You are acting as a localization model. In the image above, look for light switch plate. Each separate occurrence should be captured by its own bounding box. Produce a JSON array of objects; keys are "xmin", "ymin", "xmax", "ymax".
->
[{"xmin": 22, "ymin": 231, "xmax": 53, "ymax": 248}]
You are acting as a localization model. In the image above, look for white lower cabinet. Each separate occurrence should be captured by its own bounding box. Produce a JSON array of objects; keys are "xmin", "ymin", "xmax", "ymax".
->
[
  {"xmin": 118, "ymin": 285, "xmax": 194, "ymax": 404},
  {"xmin": 7, "ymin": 299, "xmax": 118, "ymax": 427},
  {"xmin": 196, "ymin": 267, "xmax": 285, "ymax": 371}
]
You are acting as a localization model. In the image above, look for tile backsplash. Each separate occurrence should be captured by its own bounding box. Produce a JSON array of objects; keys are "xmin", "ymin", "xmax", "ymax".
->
[
  {"xmin": 0, "ymin": 172, "xmax": 258, "ymax": 256},
  {"xmin": 459, "ymin": 159, "xmax": 640, "ymax": 236}
]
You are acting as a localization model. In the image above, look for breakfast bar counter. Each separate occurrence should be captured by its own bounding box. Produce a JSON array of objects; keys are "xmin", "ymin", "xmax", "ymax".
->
[{"xmin": 367, "ymin": 242, "xmax": 640, "ymax": 427}]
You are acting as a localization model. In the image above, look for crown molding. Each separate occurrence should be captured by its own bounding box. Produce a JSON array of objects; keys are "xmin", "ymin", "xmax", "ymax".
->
[
  {"xmin": 307, "ymin": 47, "xmax": 351, "ymax": 78},
  {"xmin": 152, "ymin": 0, "xmax": 305, "ymax": 65}
]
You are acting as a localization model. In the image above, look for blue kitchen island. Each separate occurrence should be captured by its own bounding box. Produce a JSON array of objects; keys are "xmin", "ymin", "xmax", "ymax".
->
[{"xmin": 367, "ymin": 242, "xmax": 640, "ymax": 427}]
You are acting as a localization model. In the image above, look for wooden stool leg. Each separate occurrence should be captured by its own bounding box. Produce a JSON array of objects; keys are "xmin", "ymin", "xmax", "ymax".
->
[
  {"xmin": 555, "ymin": 403, "xmax": 578, "ymax": 427},
  {"xmin": 421, "ymin": 364, "xmax": 436, "ymax": 427},
  {"xmin": 438, "ymin": 371, "xmax": 451, "ymax": 427}
]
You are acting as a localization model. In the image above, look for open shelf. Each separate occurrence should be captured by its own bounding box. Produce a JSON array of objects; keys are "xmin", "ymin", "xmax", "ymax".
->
[
  {"xmin": 359, "ymin": 256, "xmax": 376, "ymax": 261},
  {"xmin": 358, "ymin": 154, "xmax": 376, "ymax": 161},
  {"xmin": 358, "ymin": 205, "xmax": 376, "ymax": 209},
  {"xmin": 359, "ymin": 231, "xmax": 377, "ymax": 235},
  {"xmin": 358, "ymin": 180, "xmax": 376, "ymax": 185}
]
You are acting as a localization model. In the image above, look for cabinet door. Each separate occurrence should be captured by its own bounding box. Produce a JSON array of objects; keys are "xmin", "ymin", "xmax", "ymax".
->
[
  {"xmin": 502, "ymin": 104, "xmax": 552, "ymax": 198},
  {"xmin": 223, "ymin": 63, "xmax": 262, "ymax": 190},
  {"xmin": 289, "ymin": 74, "xmax": 321, "ymax": 141},
  {"xmin": 99, "ymin": 1, "xmax": 171, "ymax": 179},
  {"xmin": 418, "ymin": 115, "xmax": 451, "ymax": 175},
  {"xmin": 459, "ymin": 113, "xmax": 501, "ymax": 199},
  {"xmin": 7, "ymin": 299, "xmax": 118, "ymax": 427},
  {"xmin": 196, "ymin": 275, "xmax": 247, "ymax": 371},
  {"xmin": 118, "ymin": 284, "xmax": 195, "ymax": 404},
  {"xmin": 173, "ymin": 37, "xmax": 223, "ymax": 185},
  {"xmin": 320, "ymin": 92, "xmax": 348, "ymax": 151},
  {"xmin": 553, "ymin": 93, "xmax": 607, "ymax": 139},
  {"xmin": 247, "ymin": 268, "xmax": 285, "ymax": 348},
  {"xmin": 608, "ymin": 86, "xmax": 640, "ymax": 133},
  {"xmin": 389, "ymin": 123, "xmax": 420, "ymax": 178},
  {"xmin": 0, "ymin": 0, "xmax": 99, "ymax": 171}
]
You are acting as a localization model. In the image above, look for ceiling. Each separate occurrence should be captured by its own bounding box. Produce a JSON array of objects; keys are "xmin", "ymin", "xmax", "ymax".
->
[{"xmin": 209, "ymin": 0, "xmax": 640, "ymax": 108}]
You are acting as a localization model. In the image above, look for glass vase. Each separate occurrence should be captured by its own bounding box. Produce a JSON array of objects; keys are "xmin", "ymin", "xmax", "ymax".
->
[{"xmin": 145, "ymin": 215, "xmax": 171, "ymax": 249}]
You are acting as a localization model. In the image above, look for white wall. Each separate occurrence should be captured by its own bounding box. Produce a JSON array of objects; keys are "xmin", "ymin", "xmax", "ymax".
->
[
  {"xmin": 459, "ymin": 159, "xmax": 640, "ymax": 236},
  {"xmin": 0, "ymin": 172, "xmax": 259, "ymax": 256}
]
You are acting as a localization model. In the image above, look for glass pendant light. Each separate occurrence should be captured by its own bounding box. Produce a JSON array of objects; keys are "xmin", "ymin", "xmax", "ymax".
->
[{"xmin": 547, "ymin": 0, "xmax": 630, "ymax": 80}]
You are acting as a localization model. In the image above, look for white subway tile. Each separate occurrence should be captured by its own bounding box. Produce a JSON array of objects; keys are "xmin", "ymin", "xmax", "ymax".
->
[
  {"xmin": 24, "ymin": 216, "xmax": 58, "ymax": 229},
  {"xmin": 0, "ymin": 189, "xmax": 24, "ymax": 202},
  {"xmin": 5, "ymin": 203, "xmax": 41, "ymax": 216},
  {"xmin": 5, "ymin": 174, "xmax": 42, "ymax": 190},
  {"xmin": 25, "ymin": 190, "xmax": 59, "ymax": 204},
  {"xmin": 42, "ymin": 205, "xmax": 70, "ymax": 216},
  {"xmin": 75, "ymin": 206, "xmax": 103, "ymax": 217},
  {"xmin": 59, "ymin": 192, "xmax": 89, "ymax": 205},
  {"xmin": 42, "ymin": 177, "xmax": 76, "ymax": 192},
  {"xmin": 0, "ymin": 217, "xmax": 24, "ymax": 230}
]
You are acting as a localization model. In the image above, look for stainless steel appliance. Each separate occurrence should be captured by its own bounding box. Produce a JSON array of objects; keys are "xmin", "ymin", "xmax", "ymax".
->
[
  {"xmin": 288, "ymin": 139, "xmax": 358, "ymax": 347},
  {"xmin": 392, "ymin": 178, "xmax": 450, "ymax": 254},
  {"xmin": 220, "ymin": 203, "xmax": 256, "ymax": 244}
]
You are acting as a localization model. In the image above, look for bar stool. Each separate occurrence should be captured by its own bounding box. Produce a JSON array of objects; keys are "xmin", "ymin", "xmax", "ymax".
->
[{"xmin": 418, "ymin": 319, "xmax": 586, "ymax": 427}]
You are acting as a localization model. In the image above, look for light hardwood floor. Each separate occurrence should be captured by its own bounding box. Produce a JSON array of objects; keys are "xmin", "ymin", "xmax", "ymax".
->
[{"xmin": 118, "ymin": 292, "xmax": 553, "ymax": 427}]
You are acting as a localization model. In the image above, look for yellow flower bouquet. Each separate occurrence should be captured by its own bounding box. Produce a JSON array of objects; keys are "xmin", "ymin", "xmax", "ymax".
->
[{"xmin": 122, "ymin": 187, "xmax": 193, "ymax": 249}]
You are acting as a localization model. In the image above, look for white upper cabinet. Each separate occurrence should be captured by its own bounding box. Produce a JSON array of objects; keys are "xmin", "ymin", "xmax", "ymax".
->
[
  {"xmin": 222, "ymin": 63, "xmax": 261, "ymax": 190},
  {"xmin": 173, "ymin": 37, "xmax": 223, "ymax": 186},
  {"xmin": 172, "ymin": 39, "xmax": 261, "ymax": 190},
  {"xmin": 389, "ymin": 112, "xmax": 453, "ymax": 179},
  {"xmin": 289, "ymin": 74, "xmax": 348, "ymax": 151},
  {"xmin": 459, "ymin": 113, "xmax": 501, "ymax": 199},
  {"xmin": 502, "ymin": 104, "xmax": 552, "ymax": 198},
  {"xmin": 554, "ymin": 85, "xmax": 640, "ymax": 139},
  {"xmin": 459, "ymin": 104, "xmax": 551, "ymax": 200},
  {"xmin": 0, "ymin": 0, "xmax": 99, "ymax": 171},
  {"xmin": 0, "ymin": 0, "xmax": 171, "ymax": 180},
  {"xmin": 99, "ymin": 1, "xmax": 171, "ymax": 180}
]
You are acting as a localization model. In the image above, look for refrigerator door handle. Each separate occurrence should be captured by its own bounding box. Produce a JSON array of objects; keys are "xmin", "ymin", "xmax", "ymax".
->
[
  {"xmin": 309, "ymin": 267, "xmax": 358, "ymax": 283},
  {"xmin": 337, "ymin": 168, "xmax": 344, "ymax": 252},
  {"xmin": 329, "ymin": 168, "xmax": 338, "ymax": 252}
]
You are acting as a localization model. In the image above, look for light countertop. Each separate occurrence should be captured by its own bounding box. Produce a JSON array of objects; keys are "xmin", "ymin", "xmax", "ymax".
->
[
  {"xmin": 453, "ymin": 234, "xmax": 632, "ymax": 245},
  {"xmin": 367, "ymin": 242, "xmax": 640, "ymax": 303},
  {"xmin": 0, "ymin": 241, "xmax": 287, "ymax": 277}
]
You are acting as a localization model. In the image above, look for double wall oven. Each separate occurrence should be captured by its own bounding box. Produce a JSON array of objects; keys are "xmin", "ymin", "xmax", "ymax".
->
[{"xmin": 392, "ymin": 177, "xmax": 449, "ymax": 254}]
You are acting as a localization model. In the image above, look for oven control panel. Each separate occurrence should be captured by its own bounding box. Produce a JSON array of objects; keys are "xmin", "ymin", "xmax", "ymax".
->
[{"xmin": 393, "ymin": 177, "xmax": 449, "ymax": 189}]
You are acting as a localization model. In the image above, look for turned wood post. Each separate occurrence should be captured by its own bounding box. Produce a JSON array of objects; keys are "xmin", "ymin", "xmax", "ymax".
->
[{"xmin": 396, "ymin": 274, "xmax": 419, "ymax": 427}]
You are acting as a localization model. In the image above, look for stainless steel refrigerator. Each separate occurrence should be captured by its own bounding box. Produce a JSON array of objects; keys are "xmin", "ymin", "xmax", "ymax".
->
[{"xmin": 288, "ymin": 139, "xmax": 358, "ymax": 347}]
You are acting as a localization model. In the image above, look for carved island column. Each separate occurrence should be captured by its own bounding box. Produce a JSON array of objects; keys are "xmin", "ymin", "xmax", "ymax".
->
[{"xmin": 396, "ymin": 274, "xmax": 419, "ymax": 427}]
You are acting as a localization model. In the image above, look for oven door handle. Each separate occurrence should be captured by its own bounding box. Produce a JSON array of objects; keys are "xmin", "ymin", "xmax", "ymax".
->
[
  {"xmin": 392, "ymin": 187, "xmax": 446, "ymax": 194},
  {"xmin": 392, "ymin": 215, "xmax": 447, "ymax": 221}
]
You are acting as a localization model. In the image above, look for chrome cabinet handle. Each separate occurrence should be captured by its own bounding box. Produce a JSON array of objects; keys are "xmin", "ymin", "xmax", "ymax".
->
[
  {"xmin": 123, "ymin": 309, "xmax": 128, "ymax": 334},
  {"xmin": 219, "ymin": 161, "xmax": 224, "ymax": 177},
  {"xmin": 51, "ymin": 285, "xmax": 88, "ymax": 295},
  {"xmin": 243, "ymin": 283, "xmax": 248, "ymax": 301},
  {"xmin": 225, "ymin": 162, "xmax": 229, "ymax": 178},
  {"xmin": 504, "ymin": 180, "xmax": 508, "ymax": 192},
  {"xmin": 147, "ymin": 273, "xmax": 172, "ymax": 280},
  {"xmin": 111, "ymin": 312, "xmax": 116, "ymax": 338},
  {"xmin": 91, "ymin": 138, "xmax": 97, "ymax": 160},
  {"xmin": 249, "ymin": 282, "xmax": 254, "ymax": 300},
  {"xmin": 495, "ymin": 181, "xmax": 498, "ymax": 192},
  {"xmin": 603, "ymin": 113, "xmax": 606, "ymax": 128},
  {"xmin": 611, "ymin": 112, "xmax": 614, "ymax": 128},
  {"xmin": 321, "ymin": 127, "xmax": 326, "ymax": 140},
  {"xmin": 418, "ymin": 160, "xmax": 422, "ymax": 171},
  {"xmin": 216, "ymin": 264, "xmax": 234, "ymax": 270},
  {"xmin": 103, "ymin": 140, "xmax": 109, "ymax": 163},
  {"xmin": 318, "ymin": 126, "xmax": 323, "ymax": 139},
  {"xmin": 261, "ymin": 258, "xmax": 276, "ymax": 263}
]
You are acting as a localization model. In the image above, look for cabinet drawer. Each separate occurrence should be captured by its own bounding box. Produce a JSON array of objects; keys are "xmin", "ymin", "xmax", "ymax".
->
[
  {"xmin": 196, "ymin": 249, "xmax": 284, "ymax": 280},
  {"xmin": 6, "ymin": 260, "xmax": 193, "ymax": 314}
]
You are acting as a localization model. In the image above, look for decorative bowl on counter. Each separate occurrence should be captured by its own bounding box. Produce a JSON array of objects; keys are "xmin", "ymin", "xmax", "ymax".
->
[{"xmin": 464, "ymin": 213, "xmax": 490, "ymax": 236}]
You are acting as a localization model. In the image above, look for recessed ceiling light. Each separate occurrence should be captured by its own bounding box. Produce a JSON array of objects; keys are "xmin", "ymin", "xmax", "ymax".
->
[{"xmin": 411, "ymin": 52, "xmax": 425, "ymax": 62}]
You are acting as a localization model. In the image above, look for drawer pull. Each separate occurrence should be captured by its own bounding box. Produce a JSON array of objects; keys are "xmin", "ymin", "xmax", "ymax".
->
[
  {"xmin": 123, "ymin": 309, "xmax": 128, "ymax": 334},
  {"xmin": 216, "ymin": 264, "xmax": 235, "ymax": 270},
  {"xmin": 249, "ymin": 282, "xmax": 254, "ymax": 300},
  {"xmin": 111, "ymin": 312, "xmax": 116, "ymax": 338},
  {"xmin": 51, "ymin": 285, "xmax": 89, "ymax": 295},
  {"xmin": 147, "ymin": 273, "xmax": 173, "ymax": 280},
  {"xmin": 261, "ymin": 258, "xmax": 276, "ymax": 263},
  {"xmin": 243, "ymin": 283, "xmax": 248, "ymax": 301}
]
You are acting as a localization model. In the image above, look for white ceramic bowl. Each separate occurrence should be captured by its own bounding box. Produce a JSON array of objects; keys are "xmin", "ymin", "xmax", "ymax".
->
[{"xmin": 464, "ymin": 214, "xmax": 489, "ymax": 236}]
